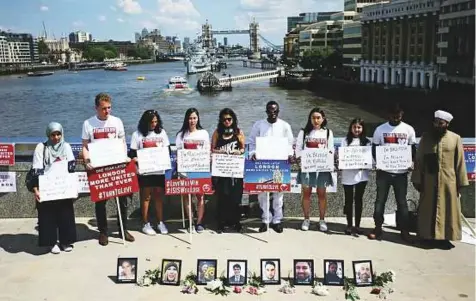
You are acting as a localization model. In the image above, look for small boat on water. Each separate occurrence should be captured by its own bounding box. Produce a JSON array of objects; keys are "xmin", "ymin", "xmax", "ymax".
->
[
  {"xmin": 137, "ymin": 76, "xmax": 146, "ymax": 80},
  {"xmin": 104, "ymin": 62, "xmax": 127, "ymax": 71},
  {"xmin": 164, "ymin": 76, "xmax": 192, "ymax": 92},
  {"xmin": 27, "ymin": 71, "xmax": 54, "ymax": 77}
]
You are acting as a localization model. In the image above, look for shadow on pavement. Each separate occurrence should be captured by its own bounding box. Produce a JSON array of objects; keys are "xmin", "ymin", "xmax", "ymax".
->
[{"xmin": 0, "ymin": 223, "xmax": 98, "ymax": 256}]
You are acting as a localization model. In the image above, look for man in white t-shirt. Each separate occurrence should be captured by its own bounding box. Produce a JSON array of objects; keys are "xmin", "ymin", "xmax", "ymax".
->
[
  {"xmin": 247, "ymin": 101, "xmax": 294, "ymax": 234},
  {"xmin": 81, "ymin": 93, "xmax": 135, "ymax": 246},
  {"xmin": 369, "ymin": 104, "xmax": 416, "ymax": 243}
]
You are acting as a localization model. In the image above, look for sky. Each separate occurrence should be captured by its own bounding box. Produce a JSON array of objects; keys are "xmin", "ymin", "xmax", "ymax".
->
[{"xmin": 0, "ymin": 0, "xmax": 343, "ymax": 46}]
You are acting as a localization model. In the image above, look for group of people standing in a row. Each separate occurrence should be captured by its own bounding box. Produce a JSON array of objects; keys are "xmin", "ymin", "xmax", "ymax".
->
[{"xmin": 30, "ymin": 93, "xmax": 469, "ymax": 254}]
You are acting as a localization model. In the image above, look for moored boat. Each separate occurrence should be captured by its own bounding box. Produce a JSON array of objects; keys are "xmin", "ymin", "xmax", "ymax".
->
[
  {"xmin": 104, "ymin": 62, "xmax": 127, "ymax": 71},
  {"xmin": 164, "ymin": 76, "xmax": 192, "ymax": 92},
  {"xmin": 26, "ymin": 71, "xmax": 54, "ymax": 77}
]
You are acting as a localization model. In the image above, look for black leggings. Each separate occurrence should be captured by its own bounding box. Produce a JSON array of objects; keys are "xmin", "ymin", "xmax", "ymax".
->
[{"xmin": 343, "ymin": 181, "xmax": 367, "ymax": 227}]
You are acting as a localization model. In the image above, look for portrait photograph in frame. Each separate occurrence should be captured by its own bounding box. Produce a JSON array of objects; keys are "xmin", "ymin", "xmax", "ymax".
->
[
  {"xmin": 227, "ymin": 259, "xmax": 248, "ymax": 286},
  {"xmin": 323, "ymin": 259, "xmax": 344, "ymax": 286},
  {"xmin": 260, "ymin": 259, "xmax": 281, "ymax": 285},
  {"xmin": 352, "ymin": 260, "xmax": 374, "ymax": 286},
  {"xmin": 116, "ymin": 257, "xmax": 138, "ymax": 284},
  {"xmin": 196, "ymin": 259, "xmax": 217, "ymax": 285},
  {"xmin": 293, "ymin": 259, "xmax": 314, "ymax": 286},
  {"xmin": 161, "ymin": 259, "xmax": 182, "ymax": 286}
]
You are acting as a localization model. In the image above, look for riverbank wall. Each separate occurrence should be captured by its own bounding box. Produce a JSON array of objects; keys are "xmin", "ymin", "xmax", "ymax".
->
[{"xmin": 0, "ymin": 141, "xmax": 473, "ymax": 222}]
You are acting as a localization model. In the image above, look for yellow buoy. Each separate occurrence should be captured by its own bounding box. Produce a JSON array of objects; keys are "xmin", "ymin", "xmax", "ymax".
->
[{"xmin": 137, "ymin": 76, "xmax": 145, "ymax": 80}]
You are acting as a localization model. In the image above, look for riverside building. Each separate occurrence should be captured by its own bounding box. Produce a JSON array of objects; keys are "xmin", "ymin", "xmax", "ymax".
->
[{"xmin": 0, "ymin": 32, "xmax": 39, "ymax": 65}]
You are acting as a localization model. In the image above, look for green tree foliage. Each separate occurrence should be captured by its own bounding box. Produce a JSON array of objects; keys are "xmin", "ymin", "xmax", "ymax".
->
[
  {"xmin": 82, "ymin": 44, "xmax": 119, "ymax": 61},
  {"xmin": 38, "ymin": 40, "xmax": 49, "ymax": 54},
  {"xmin": 299, "ymin": 47, "xmax": 343, "ymax": 76},
  {"xmin": 127, "ymin": 46, "xmax": 153, "ymax": 59}
]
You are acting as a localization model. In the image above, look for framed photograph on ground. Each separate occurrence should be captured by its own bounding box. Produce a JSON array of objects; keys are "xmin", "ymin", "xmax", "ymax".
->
[
  {"xmin": 293, "ymin": 259, "xmax": 314, "ymax": 285},
  {"xmin": 116, "ymin": 257, "xmax": 138, "ymax": 284},
  {"xmin": 352, "ymin": 260, "xmax": 373, "ymax": 286},
  {"xmin": 227, "ymin": 259, "xmax": 247, "ymax": 286},
  {"xmin": 323, "ymin": 259, "xmax": 344, "ymax": 286},
  {"xmin": 161, "ymin": 259, "xmax": 182, "ymax": 286},
  {"xmin": 196, "ymin": 259, "xmax": 217, "ymax": 285},
  {"xmin": 260, "ymin": 259, "xmax": 281, "ymax": 285}
]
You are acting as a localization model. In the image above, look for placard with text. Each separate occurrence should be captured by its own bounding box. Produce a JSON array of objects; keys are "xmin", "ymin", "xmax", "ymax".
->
[
  {"xmin": 137, "ymin": 147, "xmax": 171, "ymax": 174},
  {"xmin": 244, "ymin": 160, "xmax": 291, "ymax": 192},
  {"xmin": 0, "ymin": 144, "xmax": 15, "ymax": 166},
  {"xmin": 0, "ymin": 172, "xmax": 16, "ymax": 193},
  {"xmin": 87, "ymin": 161, "xmax": 139, "ymax": 202},
  {"xmin": 177, "ymin": 149, "xmax": 211, "ymax": 173},
  {"xmin": 300, "ymin": 148, "xmax": 334, "ymax": 172},
  {"xmin": 88, "ymin": 139, "xmax": 128, "ymax": 168},
  {"xmin": 464, "ymin": 145, "xmax": 475, "ymax": 181},
  {"xmin": 39, "ymin": 161, "xmax": 78, "ymax": 202},
  {"xmin": 338, "ymin": 146, "xmax": 373, "ymax": 170},
  {"xmin": 211, "ymin": 153, "xmax": 245, "ymax": 178},
  {"xmin": 376, "ymin": 145, "xmax": 412, "ymax": 170}
]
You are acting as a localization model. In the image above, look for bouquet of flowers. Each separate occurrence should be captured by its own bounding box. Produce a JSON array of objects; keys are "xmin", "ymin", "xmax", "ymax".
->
[
  {"xmin": 371, "ymin": 270, "xmax": 396, "ymax": 299},
  {"xmin": 311, "ymin": 280, "xmax": 330, "ymax": 296},
  {"xmin": 278, "ymin": 272, "xmax": 295, "ymax": 294},
  {"xmin": 246, "ymin": 272, "xmax": 266, "ymax": 295},
  {"xmin": 137, "ymin": 268, "xmax": 161, "ymax": 287},
  {"xmin": 180, "ymin": 272, "xmax": 199, "ymax": 294},
  {"xmin": 205, "ymin": 275, "xmax": 232, "ymax": 296},
  {"xmin": 344, "ymin": 276, "xmax": 360, "ymax": 301}
]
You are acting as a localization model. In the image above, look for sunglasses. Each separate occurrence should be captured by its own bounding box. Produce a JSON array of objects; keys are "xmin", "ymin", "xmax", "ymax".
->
[
  {"xmin": 147, "ymin": 110, "xmax": 157, "ymax": 114},
  {"xmin": 222, "ymin": 117, "xmax": 233, "ymax": 122}
]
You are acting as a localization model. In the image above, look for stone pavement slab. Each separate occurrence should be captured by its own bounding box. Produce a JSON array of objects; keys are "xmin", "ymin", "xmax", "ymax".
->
[{"xmin": 0, "ymin": 217, "xmax": 474, "ymax": 301}]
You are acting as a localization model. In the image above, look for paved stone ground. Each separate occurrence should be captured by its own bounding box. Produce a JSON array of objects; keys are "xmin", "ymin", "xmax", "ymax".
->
[{"xmin": 0, "ymin": 217, "xmax": 474, "ymax": 301}]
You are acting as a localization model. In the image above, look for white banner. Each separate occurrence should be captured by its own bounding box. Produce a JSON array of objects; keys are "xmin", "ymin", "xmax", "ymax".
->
[
  {"xmin": 290, "ymin": 172, "xmax": 338, "ymax": 193},
  {"xmin": 39, "ymin": 161, "xmax": 78, "ymax": 202},
  {"xmin": 300, "ymin": 148, "xmax": 334, "ymax": 172},
  {"xmin": 177, "ymin": 149, "xmax": 210, "ymax": 172},
  {"xmin": 0, "ymin": 172, "xmax": 16, "ymax": 193},
  {"xmin": 376, "ymin": 145, "xmax": 412, "ymax": 170},
  {"xmin": 137, "ymin": 147, "xmax": 171, "ymax": 174},
  {"xmin": 256, "ymin": 137, "xmax": 289, "ymax": 160},
  {"xmin": 76, "ymin": 172, "xmax": 90, "ymax": 194},
  {"xmin": 88, "ymin": 139, "xmax": 127, "ymax": 168},
  {"xmin": 211, "ymin": 153, "xmax": 245, "ymax": 178},
  {"xmin": 338, "ymin": 146, "xmax": 373, "ymax": 170}
]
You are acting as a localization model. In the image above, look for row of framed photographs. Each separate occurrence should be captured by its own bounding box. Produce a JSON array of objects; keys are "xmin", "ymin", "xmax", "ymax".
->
[{"xmin": 117, "ymin": 258, "xmax": 374, "ymax": 287}]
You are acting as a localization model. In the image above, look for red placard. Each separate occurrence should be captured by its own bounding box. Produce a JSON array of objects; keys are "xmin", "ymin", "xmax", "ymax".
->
[
  {"xmin": 165, "ymin": 178, "xmax": 213, "ymax": 195},
  {"xmin": 244, "ymin": 183, "xmax": 290, "ymax": 193},
  {"xmin": 0, "ymin": 144, "xmax": 15, "ymax": 166},
  {"xmin": 87, "ymin": 162, "xmax": 139, "ymax": 202}
]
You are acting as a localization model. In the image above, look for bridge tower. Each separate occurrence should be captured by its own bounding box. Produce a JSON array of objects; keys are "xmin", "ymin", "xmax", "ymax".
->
[
  {"xmin": 201, "ymin": 19, "xmax": 213, "ymax": 49},
  {"xmin": 249, "ymin": 18, "xmax": 260, "ymax": 59}
]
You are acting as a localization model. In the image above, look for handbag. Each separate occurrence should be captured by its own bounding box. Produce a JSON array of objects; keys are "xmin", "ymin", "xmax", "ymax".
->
[
  {"xmin": 25, "ymin": 142, "xmax": 46, "ymax": 192},
  {"xmin": 396, "ymin": 199, "xmax": 418, "ymax": 233}
]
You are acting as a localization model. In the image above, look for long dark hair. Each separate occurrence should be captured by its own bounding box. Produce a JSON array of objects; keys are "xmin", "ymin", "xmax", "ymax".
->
[
  {"xmin": 137, "ymin": 110, "xmax": 163, "ymax": 136},
  {"xmin": 177, "ymin": 108, "xmax": 203, "ymax": 139},
  {"xmin": 217, "ymin": 108, "xmax": 240, "ymax": 136},
  {"xmin": 302, "ymin": 107, "xmax": 328, "ymax": 136},
  {"xmin": 345, "ymin": 118, "xmax": 370, "ymax": 146}
]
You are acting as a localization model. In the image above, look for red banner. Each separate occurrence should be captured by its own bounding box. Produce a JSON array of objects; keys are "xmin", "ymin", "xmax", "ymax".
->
[
  {"xmin": 0, "ymin": 144, "xmax": 15, "ymax": 166},
  {"xmin": 87, "ymin": 162, "xmax": 139, "ymax": 202},
  {"xmin": 165, "ymin": 178, "xmax": 213, "ymax": 195},
  {"xmin": 244, "ymin": 183, "xmax": 290, "ymax": 193}
]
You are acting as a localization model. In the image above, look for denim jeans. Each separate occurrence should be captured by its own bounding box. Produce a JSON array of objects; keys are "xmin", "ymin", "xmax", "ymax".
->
[{"xmin": 373, "ymin": 171, "xmax": 409, "ymax": 230}]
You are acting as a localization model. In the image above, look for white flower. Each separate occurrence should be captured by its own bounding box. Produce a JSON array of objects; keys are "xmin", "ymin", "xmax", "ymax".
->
[
  {"xmin": 143, "ymin": 277, "xmax": 152, "ymax": 286},
  {"xmin": 388, "ymin": 270, "xmax": 396, "ymax": 282},
  {"xmin": 206, "ymin": 279, "xmax": 222, "ymax": 291},
  {"xmin": 312, "ymin": 283, "xmax": 330, "ymax": 296}
]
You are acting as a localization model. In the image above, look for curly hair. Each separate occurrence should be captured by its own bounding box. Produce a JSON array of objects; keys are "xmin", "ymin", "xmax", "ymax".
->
[{"xmin": 94, "ymin": 92, "xmax": 112, "ymax": 106}]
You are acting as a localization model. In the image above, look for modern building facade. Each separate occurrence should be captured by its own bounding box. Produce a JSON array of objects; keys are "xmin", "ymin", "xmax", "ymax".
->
[
  {"xmin": 69, "ymin": 31, "xmax": 92, "ymax": 43},
  {"xmin": 436, "ymin": 0, "xmax": 475, "ymax": 86},
  {"xmin": 287, "ymin": 12, "xmax": 342, "ymax": 33},
  {"xmin": 0, "ymin": 32, "xmax": 38, "ymax": 65},
  {"xmin": 360, "ymin": 0, "xmax": 441, "ymax": 89}
]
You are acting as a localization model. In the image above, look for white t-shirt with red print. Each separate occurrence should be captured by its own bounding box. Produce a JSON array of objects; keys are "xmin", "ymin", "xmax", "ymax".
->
[
  {"xmin": 175, "ymin": 129, "xmax": 210, "ymax": 150},
  {"xmin": 130, "ymin": 130, "xmax": 170, "ymax": 175},
  {"xmin": 81, "ymin": 115, "xmax": 125, "ymax": 142},
  {"xmin": 372, "ymin": 121, "xmax": 416, "ymax": 174}
]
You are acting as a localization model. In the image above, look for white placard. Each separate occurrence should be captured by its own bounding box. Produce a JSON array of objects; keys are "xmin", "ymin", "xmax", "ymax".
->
[
  {"xmin": 290, "ymin": 172, "xmax": 338, "ymax": 193},
  {"xmin": 76, "ymin": 172, "xmax": 90, "ymax": 194},
  {"xmin": 338, "ymin": 146, "xmax": 373, "ymax": 170},
  {"xmin": 211, "ymin": 153, "xmax": 245, "ymax": 178},
  {"xmin": 376, "ymin": 145, "xmax": 412, "ymax": 170},
  {"xmin": 88, "ymin": 139, "xmax": 127, "ymax": 168},
  {"xmin": 39, "ymin": 161, "xmax": 78, "ymax": 202},
  {"xmin": 137, "ymin": 147, "xmax": 171, "ymax": 174},
  {"xmin": 0, "ymin": 171, "xmax": 16, "ymax": 193},
  {"xmin": 301, "ymin": 148, "xmax": 334, "ymax": 172},
  {"xmin": 177, "ymin": 149, "xmax": 210, "ymax": 172},
  {"xmin": 256, "ymin": 137, "xmax": 289, "ymax": 160}
]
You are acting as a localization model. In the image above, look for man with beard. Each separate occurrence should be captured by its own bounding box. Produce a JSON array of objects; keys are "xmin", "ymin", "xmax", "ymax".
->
[
  {"xmin": 368, "ymin": 103, "xmax": 416, "ymax": 243},
  {"xmin": 412, "ymin": 110, "xmax": 468, "ymax": 250}
]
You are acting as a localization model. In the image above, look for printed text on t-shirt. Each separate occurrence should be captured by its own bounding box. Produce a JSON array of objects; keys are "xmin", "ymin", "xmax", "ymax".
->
[{"xmin": 93, "ymin": 127, "xmax": 117, "ymax": 139}]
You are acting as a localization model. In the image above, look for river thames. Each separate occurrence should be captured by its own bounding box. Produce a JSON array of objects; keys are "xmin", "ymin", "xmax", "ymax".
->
[{"xmin": 0, "ymin": 62, "xmax": 383, "ymax": 140}]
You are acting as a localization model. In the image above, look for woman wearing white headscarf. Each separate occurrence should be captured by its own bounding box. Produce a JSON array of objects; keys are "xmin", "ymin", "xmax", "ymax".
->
[{"xmin": 31, "ymin": 122, "xmax": 77, "ymax": 254}]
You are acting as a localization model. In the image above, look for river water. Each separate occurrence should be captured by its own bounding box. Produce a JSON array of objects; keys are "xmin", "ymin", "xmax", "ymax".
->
[{"xmin": 0, "ymin": 62, "xmax": 383, "ymax": 140}]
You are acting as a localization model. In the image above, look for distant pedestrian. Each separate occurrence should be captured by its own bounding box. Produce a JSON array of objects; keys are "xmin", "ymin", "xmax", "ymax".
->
[
  {"xmin": 412, "ymin": 110, "xmax": 469, "ymax": 249},
  {"xmin": 31, "ymin": 122, "xmax": 77, "ymax": 254}
]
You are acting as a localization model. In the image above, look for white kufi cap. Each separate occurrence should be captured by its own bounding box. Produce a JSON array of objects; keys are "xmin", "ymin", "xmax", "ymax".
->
[{"xmin": 434, "ymin": 110, "xmax": 453, "ymax": 122}]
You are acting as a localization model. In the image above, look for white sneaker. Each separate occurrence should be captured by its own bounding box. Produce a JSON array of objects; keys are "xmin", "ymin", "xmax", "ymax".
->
[
  {"xmin": 142, "ymin": 223, "xmax": 156, "ymax": 236},
  {"xmin": 157, "ymin": 222, "xmax": 168, "ymax": 234},
  {"xmin": 51, "ymin": 244, "xmax": 61, "ymax": 254},
  {"xmin": 62, "ymin": 245, "xmax": 73, "ymax": 252},
  {"xmin": 319, "ymin": 220, "xmax": 328, "ymax": 232},
  {"xmin": 301, "ymin": 219, "xmax": 311, "ymax": 231}
]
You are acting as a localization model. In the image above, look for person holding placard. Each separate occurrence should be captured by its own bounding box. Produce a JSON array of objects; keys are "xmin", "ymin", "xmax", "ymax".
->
[
  {"xmin": 129, "ymin": 110, "xmax": 170, "ymax": 235},
  {"xmin": 295, "ymin": 108, "xmax": 334, "ymax": 232},
  {"xmin": 211, "ymin": 108, "xmax": 245, "ymax": 233},
  {"xmin": 175, "ymin": 108, "xmax": 210, "ymax": 233},
  {"xmin": 340, "ymin": 118, "xmax": 371, "ymax": 236},
  {"xmin": 369, "ymin": 104, "xmax": 416, "ymax": 242},
  {"xmin": 247, "ymin": 101, "xmax": 294, "ymax": 233},
  {"xmin": 412, "ymin": 110, "xmax": 469, "ymax": 249},
  {"xmin": 31, "ymin": 122, "xmax": 77, "ymax": 254},
  {"xmin": 81, "ymin": 93, "xmax": 134, "ymax": 246}
]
